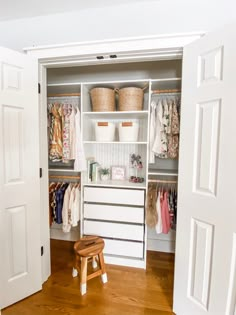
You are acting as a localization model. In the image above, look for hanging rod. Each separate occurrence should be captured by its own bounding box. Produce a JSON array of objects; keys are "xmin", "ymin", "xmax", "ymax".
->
[
  {"xmin": 49, "ymin": 175, "xmax": 80, "ymax": 180},
  {"xmin": 47, "ymin": 93, "xmax": 81, "ymax": 97},
  {"xmin": 148, "ymin": 179, "xmax": 177, "ymax": 184},
  {"xmin": 152, "ymin": 89, "xmax": 181, "ymax": 94}
]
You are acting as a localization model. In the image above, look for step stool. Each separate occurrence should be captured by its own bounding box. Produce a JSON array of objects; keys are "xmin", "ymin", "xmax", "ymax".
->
[{"xmin": 72, "ymin": 236, "xmax": 108, "ymax": 295}]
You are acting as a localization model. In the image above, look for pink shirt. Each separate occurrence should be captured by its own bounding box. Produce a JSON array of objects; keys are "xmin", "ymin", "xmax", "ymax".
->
[{"xmin": 161, "ymin": 191, "xmax": 171, "ymax": 234}]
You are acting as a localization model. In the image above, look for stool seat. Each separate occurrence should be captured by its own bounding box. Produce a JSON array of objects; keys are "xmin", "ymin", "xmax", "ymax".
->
[
  {"xmin": 74, "ymin": 236, "xmax": 104, "ymax": 257},
  {"xmin": 73, "ymin": 236, "xmax": 108, "ymax": 295}
]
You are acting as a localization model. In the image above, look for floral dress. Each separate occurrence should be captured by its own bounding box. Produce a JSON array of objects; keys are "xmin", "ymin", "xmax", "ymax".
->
[
  {"xmin": 149, "ymin": 100, "xmax": 157, "ymax": 164},
  {"xmin": 49, "ymin": 103, "xmax": 63, "ymax": 161},
  {"xmin": 62, "ymin": 104, "xmax": 72, "ymax": 163},
  {"xmin": 167, "ymin": 99, "xmax": 180, "ymax": 159},
  {"xmin": 152, "ymin": 100, "xmax": 168, "ymax": 158}
]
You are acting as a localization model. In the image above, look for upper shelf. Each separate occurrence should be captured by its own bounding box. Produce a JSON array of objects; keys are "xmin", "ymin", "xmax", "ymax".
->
[
  {"xmin": 47, "ymin": 83, "xmax": 81, "ymax": 95},
  {"xmin": 151, "ymin": 78, "xmax": 182, "ymax": 92},
  {"xmin": 46, "ymin": 78, "xmax": 182, "ymax": 97},
  {"xmin": 82, "ymin": 79, "xmax": 149, "ymax": 91},
  {"xmin": 82, "ymin": 110, "xmax": 148, "ymax": 119}
]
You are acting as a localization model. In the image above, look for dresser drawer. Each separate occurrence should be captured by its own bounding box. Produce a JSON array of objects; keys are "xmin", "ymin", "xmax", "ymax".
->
[
  {"xmin": 84, "ymin": 187, "xmax": 145, "ymax": 206},
  {"xmin": 84, "ymin": 203, "xmax": 144, "ymax": 224},
  {"xmin": 104, "ymin": 239, "xmax": 144, "ymax": 258},
  {"xmin": 84, "ymin": 220, "xmax": 144, "ymax": 241}
]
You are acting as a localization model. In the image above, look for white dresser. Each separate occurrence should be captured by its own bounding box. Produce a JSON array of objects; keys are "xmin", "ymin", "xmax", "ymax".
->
[{"xmin": 83, "ymin": 186, "xmax": 146, "ymax": 267}]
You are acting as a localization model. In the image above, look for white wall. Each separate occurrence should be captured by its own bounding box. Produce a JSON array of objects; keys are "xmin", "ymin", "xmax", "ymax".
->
[{"xmin": 0, "ymin": 0, "xmax": 235, "ymax": 51}]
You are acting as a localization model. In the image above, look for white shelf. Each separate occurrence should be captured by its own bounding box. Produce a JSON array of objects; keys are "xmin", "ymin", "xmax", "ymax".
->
[
  {"xmin": 151, "ymin": 78, "xmax": 182, "ymax": 91},
  {"xmin": 148, "ymin": 169, "xmax": 178, "ymax": 176},
  {"xmin": 84, "ymin": 141, "xmax": 148, "ymax": 144},
  {"xmin": 83, "ymin": 179, "xmax": 146, "ymax": 189},
  {"xmin": 47, "ymin": 82, "xmax": 81, "ymax": 87},
  {"xmin": 82, "ymin": 79, "xmax": 149, "ymax": 89},
  {"xmin": 82, "ymin": 111, "xmax": 148, "ymax": 119},
  {"xmin": 47, "ymin": 83, "xmax": 81, "ymax": 94},
  {"xmin": 49, "ymin": 168, "xmax": 78, "ymax": 173}
]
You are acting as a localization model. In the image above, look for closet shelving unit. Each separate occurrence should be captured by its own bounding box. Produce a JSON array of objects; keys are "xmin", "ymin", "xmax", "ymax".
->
[
  {"xmin": 78, "ymin": 79, "xmax": 150, "ymax": 267},
  {"xmin": 46, "ymin": 72, "xmax": 182, "ymax": 266}
]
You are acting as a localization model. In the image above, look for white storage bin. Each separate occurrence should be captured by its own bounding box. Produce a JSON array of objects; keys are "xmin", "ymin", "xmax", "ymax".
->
[
  {"xmin": 118, "ymin": 121, "xmax": 139, "ymax": 142},
  {"xmin": 95, "ymin": 121, "xmax": 115, "ymax": 142}
]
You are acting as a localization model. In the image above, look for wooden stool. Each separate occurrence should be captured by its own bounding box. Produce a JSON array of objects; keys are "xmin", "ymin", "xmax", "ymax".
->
[{"xmin": 72, "ymin": 236, "xmax": 108, "ymax": 295}]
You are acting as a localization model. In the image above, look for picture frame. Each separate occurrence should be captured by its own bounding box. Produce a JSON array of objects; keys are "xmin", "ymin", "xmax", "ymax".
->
[{"xmin": 111, "ymin": 166, "xmax": 126, "ymax": 180}]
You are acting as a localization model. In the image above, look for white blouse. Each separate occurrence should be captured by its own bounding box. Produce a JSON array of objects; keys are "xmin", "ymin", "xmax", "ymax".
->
[
  {"xmin": 74, "ymin": 108, "xmax": 86, "ymax": 171},
  {"xmin": 149, "ymin": 100, "xmax": 156, "ymax": 164}
]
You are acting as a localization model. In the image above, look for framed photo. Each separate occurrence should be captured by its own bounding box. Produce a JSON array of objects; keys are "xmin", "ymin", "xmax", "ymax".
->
[{"xmin": 111, "ymin": 166, "xmax": 126, "ymax": 180}]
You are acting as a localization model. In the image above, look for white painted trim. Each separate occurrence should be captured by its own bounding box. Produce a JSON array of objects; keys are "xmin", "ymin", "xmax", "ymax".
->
[
  {"xmin": 39, "ymin": 64, "xmax": 51, "ymax": 283},
  {"xmin": 25, "ymin": 31, "xmax": 205, "ymax": 51},
  {"xmin": 25, "ymin": 32, "xmax": 205, "ymax": 65}
]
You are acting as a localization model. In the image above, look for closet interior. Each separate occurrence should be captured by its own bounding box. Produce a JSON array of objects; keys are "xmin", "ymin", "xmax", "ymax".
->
[{"xmin": 46, "ymin": 59, "xmax": 182, "ymax": 268}]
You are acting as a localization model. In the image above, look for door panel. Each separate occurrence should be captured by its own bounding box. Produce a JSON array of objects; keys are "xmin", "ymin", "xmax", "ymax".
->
[
  {"xmin": 3, "ymin": 105, "xmax": 24, "ymax": 184},
  {"xmin": 0, "ymin": 47, "xmax": 41, "ymax": 309},
  {"xmin": 188, "ymin": 219, "xmax": 214, "ymax": 310},
  {"xmin": 193, "ymin": 99, "xmax": 221, "ymax": 196},
  {"xmin": 174, "ymin": 23, "xmax": 236, "ymax": 315}
]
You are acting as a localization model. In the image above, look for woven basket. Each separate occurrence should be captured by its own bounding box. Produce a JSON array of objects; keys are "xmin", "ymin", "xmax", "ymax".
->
[
  {"xmin": 117, "ymin": 87, "xmax": 144, "ymax": 111},
  {"xmin": 90, "ymin": 87, "xmax": 115, "ymax": 112}
]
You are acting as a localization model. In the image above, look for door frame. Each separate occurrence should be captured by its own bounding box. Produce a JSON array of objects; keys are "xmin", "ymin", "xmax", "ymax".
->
[{"xmin": 25, "ymin": 31, "xmax": 204, "ymax": 283}]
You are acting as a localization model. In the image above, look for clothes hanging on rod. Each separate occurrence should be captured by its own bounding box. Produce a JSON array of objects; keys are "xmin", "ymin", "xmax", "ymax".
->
[
  {"xmin": 152, "ymin": 89, "xmax": 181, "ymax": 94},
  {"xmin": 49, "ymin": 174, "xmax": 80, "ymax": 180},
  {"xmin": 49, "ymin": 180, "xmax": 80, "ymax": 233},
  {"xmin": 149, "ymin": 93, "xmax": 181, "ymax": 163},
  {"xmin": 47, "ymin": 96, "xmax": 86, "ymax": 171},
  {"xmin": 146, "ymin": 181, "xmax": 177, "ymax": 234},
  {"xmin": 47, "ymin": 93, "xmax": 81, "ymax": 97}
]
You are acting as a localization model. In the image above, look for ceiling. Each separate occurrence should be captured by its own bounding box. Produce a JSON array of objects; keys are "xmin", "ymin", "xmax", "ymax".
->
[{"xmin": 0, "ymin": 0, "xmax": 154, "ymax": 21}]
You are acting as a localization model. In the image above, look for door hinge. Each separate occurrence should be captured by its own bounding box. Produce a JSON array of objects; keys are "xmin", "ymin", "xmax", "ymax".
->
[
  {"xmin": 41, "ymin": 246, "xmax": 44, "ymax": 256},
  {"xmin": 39, "ymin": 168, "xmax": 43, "ymax": 178},
  {"xmin": 38, "ymin": 83, "xmax": 41, "ymax": 94}
]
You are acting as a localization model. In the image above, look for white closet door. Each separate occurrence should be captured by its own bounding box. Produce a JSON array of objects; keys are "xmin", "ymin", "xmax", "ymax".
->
[
  {"xmin": 174, "ymin": 23, "xmax": 236, "ymax": 315},
  {"xmin": 0, "ymin": 47, "xmax": 41, "ymax": 309}
]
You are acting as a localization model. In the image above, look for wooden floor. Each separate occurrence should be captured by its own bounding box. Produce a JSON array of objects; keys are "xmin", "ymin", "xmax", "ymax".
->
[{"xmin": 3, "ymin": 240, "xmax": 175, "ymax": 315}]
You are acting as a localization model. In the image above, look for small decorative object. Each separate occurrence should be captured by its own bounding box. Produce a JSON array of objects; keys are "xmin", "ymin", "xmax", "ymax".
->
[
  {"xmin": 100, "ymin": 168, "xmax": 110, "ymax": 181},
  {"xmin": 111, "ymin": 166, "xmax": 126, "ymax": 180},
  {"xmin": 129, "ymin": 176, "xmax": 145, "ymax": 183},
  {"xmin": 129, "ymin": 154, "xmax": 144, "ymax": 183}
]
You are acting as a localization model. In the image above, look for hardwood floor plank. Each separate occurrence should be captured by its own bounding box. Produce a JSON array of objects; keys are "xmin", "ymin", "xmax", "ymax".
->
[{"xmin": 2, "ymin": 240, "xmax": 175, "ymax": 315}]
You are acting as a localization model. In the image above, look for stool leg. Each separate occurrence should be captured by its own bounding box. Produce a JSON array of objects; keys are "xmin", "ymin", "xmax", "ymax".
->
[
  {"xmin": 92, "ymin": 255, "xmax": 98, "ymax": 269},
  {"xmin": 72, "ymin": 254, "xmax": 79, "ymax": 277},
  {"xmin": 98, "ymin": 252, "xmax": 108, "ymax": 284},
  {"xmin": 72, "ymin": 267, "xmax": 78, "ymax": 277},
  {"xmin": 80, "ymin": 257, "xmax": 87, "ymax": 295}
]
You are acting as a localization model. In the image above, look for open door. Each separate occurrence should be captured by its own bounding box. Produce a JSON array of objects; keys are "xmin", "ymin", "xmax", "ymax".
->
[
  {"xmin": 174, "ymin": 23, "xmax": 236, "ymax": 314},
  {"xmin": 0, "ymin": 47, "xmax": 41, "ymax": 308}
]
